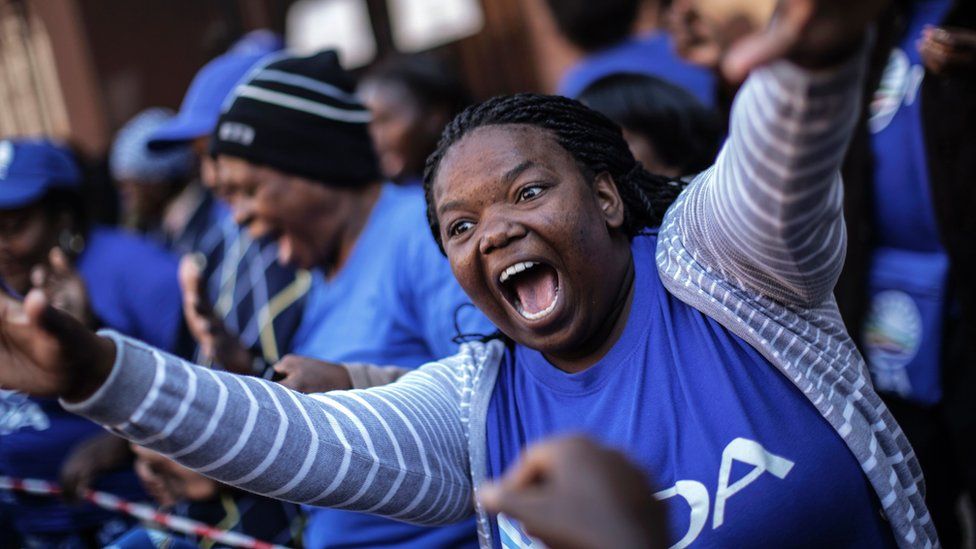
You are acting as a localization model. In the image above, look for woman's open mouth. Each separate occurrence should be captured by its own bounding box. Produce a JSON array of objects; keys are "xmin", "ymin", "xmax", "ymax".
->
[{"xmin": 498, "ymin": 260, "xmax": 560, "ymax": 321}]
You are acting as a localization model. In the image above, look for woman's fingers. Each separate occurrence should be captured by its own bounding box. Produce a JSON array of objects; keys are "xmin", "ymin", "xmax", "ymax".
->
[
  {"xmin": 178, "ymin": 254, "xmax": 202, "ymax": 292},
  {"xmin": 23, "ymin": 288, "xmax": 51, "ymax": 327},
  {"xmin": 722, "ymin": 0, "xmax": 813, "ymax": 82},
  {"xmin": 30, "ymin": 264, "xmax": 47, "ymax": 290},
  {"xmin": 49, "ymin": 247, "xmax": 74, "ymax": 278}
]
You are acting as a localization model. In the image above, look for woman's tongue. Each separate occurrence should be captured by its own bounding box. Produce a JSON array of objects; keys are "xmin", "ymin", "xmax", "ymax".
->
[{"xmin": 512, "ymin": 266, "xmax": 558, "ymax": 316}]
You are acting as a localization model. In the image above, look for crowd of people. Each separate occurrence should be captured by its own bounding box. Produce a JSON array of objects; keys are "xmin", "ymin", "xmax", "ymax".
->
[{"xmin": 0, "ymin": 0, "xmax": 973, "ymax": 547}]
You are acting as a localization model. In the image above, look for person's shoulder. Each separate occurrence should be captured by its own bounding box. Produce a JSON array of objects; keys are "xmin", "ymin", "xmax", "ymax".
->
[
  {"xmin": 380, "ymin": 183, "xmax": 440, "ymax": 248},
  {"xmin": 85, "ymin": 227, "xmax": 179, "ymax": 280},
  {"xmin": 410, "ymin": 339, "xmax": 505, "ymax": 383},
  {"xmin": 382, "ymin": 183, "xmax": 428, "ymax": 220},
  {"xmin": 560, "ymin": 34, "xmax": 671, "ymax": 96},
  {"xmin": 631, "ymin": 230, "xmax": 660, "ymax": 254}
]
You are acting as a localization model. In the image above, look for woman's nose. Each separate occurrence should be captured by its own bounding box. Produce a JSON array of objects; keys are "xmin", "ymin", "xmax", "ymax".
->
[{"xmin": 479, "ymin": 217, "xmax": 527, "ymax": 255}]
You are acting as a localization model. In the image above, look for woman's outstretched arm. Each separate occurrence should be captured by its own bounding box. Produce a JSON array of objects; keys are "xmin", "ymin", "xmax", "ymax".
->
[
  {"xmin": 676, "ymin": 1, "xmax": 881, "ymax": 306},
  {"xmin": 0, "ymin": 289, "xmax": 477, "ymax": 526},
  {"xmin": 64, "ymin": 331, "xmax": 477, "ymax": 525}
]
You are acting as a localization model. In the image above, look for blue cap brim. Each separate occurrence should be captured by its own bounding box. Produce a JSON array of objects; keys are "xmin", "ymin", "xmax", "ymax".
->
[
  {"xmin": 0, "ymin": 177, "xmax": 55, "ymax": 209},
  {"xmin": 146, "ymin": 114, "xmax": 215, "ymax": 151}
]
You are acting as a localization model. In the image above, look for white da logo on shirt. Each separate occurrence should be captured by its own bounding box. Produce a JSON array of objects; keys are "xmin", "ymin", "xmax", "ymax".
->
[{"xmin": 496, "ymin": 438, "xmax": 795, "ymax": 549}]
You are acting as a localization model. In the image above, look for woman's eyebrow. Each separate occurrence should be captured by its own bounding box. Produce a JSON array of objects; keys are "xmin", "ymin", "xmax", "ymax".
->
[
  {"xmin": 502, "ymin": 160, "xmax": 538, "ymax": 185},
  {"xmin": 437, "ymin": 200, "xmax": 466, "ymax": 216}
]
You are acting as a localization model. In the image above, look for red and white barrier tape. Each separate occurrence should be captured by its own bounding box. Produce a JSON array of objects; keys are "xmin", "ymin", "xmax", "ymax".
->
[{"xmin": 0, "ymin": 476, "xmax": 288, "ymax": 549}]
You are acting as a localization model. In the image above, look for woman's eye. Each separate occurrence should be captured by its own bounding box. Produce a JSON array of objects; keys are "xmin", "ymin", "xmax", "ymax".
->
[
  {"xmin": 517, "ymin": 185, "xmax": 544, "ymax": 202},
  {"xmin": 448, "ymin": 220, "xmax": 474, "ymax": 238}
]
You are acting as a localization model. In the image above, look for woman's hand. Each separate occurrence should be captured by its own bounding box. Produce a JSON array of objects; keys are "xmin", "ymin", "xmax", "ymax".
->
[
  {"xmin": 178, "ymin": 254, "xmax": 254, "ymax": 374},
  {"xmin": 480, "ymin": 436, "xmax": 667, "ymax": 549},
  {"xmin": 30, "ymin": 247, "xmax": 95, "ymax": 328},
  {"xmin": 0, "ymin": 287, "xmax": 115, "ymax": 401},
  {"xmin": 273, "ymin": 355, "xmax": 353, "ymax": 393},
  {"xmin": 131, "ymin": 443, "xmax": 219, "ymax": 507},
  {"xmin": 60, "ymin": 433, "xmax": 133, "ymax": 501},
  {"xmin": 720, "ymin": 0, "xmax": 892, "ymax": 82},
  {"xmin": 918, "ymin": 25, "xmax": 976, "ymax": 75},
  {"xmin": 178, "ymin": 254, "xmax": 218, "ymax": 359}
]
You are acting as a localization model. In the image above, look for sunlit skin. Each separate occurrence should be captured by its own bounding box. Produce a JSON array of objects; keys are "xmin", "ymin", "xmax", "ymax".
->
[
  {"xmin": 213, "ymin": 155, "xmax": 381, "ymax": 275},
  {"xmin": 0, "ymin": 206, "xmax": 67, "ymax": 295},
  {"xmin": 433, "ymin": 125, "xmax": 635, "ymax": 373},
  {"xmin": 359, "ymin": 81, "xmax": 450, "ymax": 183}
]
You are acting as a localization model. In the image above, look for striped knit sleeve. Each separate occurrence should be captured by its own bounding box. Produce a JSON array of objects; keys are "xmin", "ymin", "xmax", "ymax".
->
[
  {"xmin": 676, "ymin": 51, "xmax": 866, "ymax": 306},
  {"xmin": 63, "ymin": 330, "xmax": 476, "ymax": 526}
]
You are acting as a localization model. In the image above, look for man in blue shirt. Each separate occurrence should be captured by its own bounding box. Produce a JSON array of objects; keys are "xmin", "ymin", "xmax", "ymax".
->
[
  {"xmin": 546, "ymin": 0, "xmax": 715, "ymax": 106},
  {"xmin": 188, "ymin": 50, "xmax": 492, "ymax": 548},
  {"xmin": 144, "ymin": 43, "xmax": 310, "ymax": 374}
]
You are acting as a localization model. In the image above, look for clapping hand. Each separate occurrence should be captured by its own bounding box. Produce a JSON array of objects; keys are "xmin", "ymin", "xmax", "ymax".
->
[
  {"xmin": 178, "ymin": 254, "xmax": 254, "ymax": 375},
  {"xmin": 480, "ymin": 436, "xmax": 667, "ymax": 549}
]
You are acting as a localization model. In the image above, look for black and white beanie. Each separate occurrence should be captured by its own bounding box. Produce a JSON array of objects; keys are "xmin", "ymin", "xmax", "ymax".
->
[{"xmin": 210, "ymin": 50, "xmax": 381, "ymax": 186}]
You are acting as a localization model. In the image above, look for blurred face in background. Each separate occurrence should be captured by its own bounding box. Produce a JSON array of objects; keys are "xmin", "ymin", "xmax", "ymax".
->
[
  {"xmin": 669, "ymin": 0, "xmax": 776, "ymax": 69},
  {"xmin": 359, "ymin": 80, "xmax": 449, "ymax": 183},
  {"xmin": 0, "ymin": 202, "xmax": 66, "ymax": 295},
  {"xmin": 214, "ymin": 155, "xmax": 375, "ymax": 273},
  {"xmin": 115, "ymin": 178, "xmax": 182, "ymax": 229}
]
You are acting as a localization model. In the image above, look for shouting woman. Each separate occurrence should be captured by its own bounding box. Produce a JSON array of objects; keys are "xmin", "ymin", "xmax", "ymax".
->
[{"xmin": 0, "ymin": 1, "xmax": 935, "ymax": 547}]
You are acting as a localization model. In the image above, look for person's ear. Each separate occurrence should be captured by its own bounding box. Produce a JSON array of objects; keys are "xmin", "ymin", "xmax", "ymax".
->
[{"xmin": 593, "ymin": 172, "xmax": 625, "ymax": 230}]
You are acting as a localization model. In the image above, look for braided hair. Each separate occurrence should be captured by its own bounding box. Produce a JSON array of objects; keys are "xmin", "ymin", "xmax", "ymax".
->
[{"xmin": 422, "ymin": 93, "xmax": 685, "ymax": 249}]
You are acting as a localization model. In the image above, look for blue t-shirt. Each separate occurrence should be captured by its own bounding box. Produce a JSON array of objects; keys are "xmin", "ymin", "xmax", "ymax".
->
[
  {"xmin": 80, "ymin": 227, "xmax": 183, "ymax": 351},
  {"xmin": 291, "ymin": 184, "xmax": 494, "ymax": 549},
  {"xmin": 559, "ymin": 32, "xmax": 715, "ymax": 107},
  {"xmin": 863, "ymin": 0, "xmax": 952, "ymax": 405},
  {"xmin": 0, "ymin": 227, "xmax": 181, "ymax": 535},
  {"xmin": 485, "ymin": 234, "xmax": 895, "ymax": 548}
]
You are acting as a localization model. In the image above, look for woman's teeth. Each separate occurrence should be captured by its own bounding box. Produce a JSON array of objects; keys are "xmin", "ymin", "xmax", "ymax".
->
[{"xmin": 499, "ymin": 261, "xmax": 538, "ymax": 284}]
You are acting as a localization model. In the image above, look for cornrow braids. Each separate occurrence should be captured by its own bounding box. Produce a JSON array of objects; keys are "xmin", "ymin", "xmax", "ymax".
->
[{"xmin": 422, "ymin": 93, "xmax": 686, "ymax": 250}]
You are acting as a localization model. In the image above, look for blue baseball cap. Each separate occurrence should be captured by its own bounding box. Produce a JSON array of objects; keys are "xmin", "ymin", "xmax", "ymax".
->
[
  {"xmin": 111, "ymin": 108, "xmax": 194, "ymax": 183},
  {"xmin": 228, "ymin": 29, "xmax": 285, "ymax": 56},
  {"xmin": 147, "ymin": 51, "xmax": 272, "ymax": 151},
  {"xmin": 0, "ymin": 139, "xmax": 81, "ymax": 209}
]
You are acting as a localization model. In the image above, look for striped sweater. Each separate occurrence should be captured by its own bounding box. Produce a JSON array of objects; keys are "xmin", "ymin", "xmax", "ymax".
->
[{"xmin": 64, "ymin": 52, "xmax": 936, "ymax": 548}]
